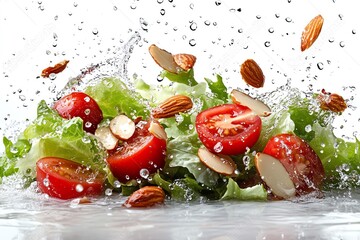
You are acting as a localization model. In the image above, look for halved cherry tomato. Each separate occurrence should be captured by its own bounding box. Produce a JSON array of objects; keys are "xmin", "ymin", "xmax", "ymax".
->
[
  {"xmin": 53, "ymin": 92, "xmax": 103, "ymax": 134},
  {"xmin": 263, "ymin": 133, "xmax": 325, "ymax": 195},
  {"xmin": 195, "ymin": 104, "xmax": 261, "ymax": 155},
  {"xmin": 36, "ymin": 157, "xmax": 105, "ymax": 199},
  {"xmin": 107, "ymin": 120, "xmax": 167, "ymax": 183}
]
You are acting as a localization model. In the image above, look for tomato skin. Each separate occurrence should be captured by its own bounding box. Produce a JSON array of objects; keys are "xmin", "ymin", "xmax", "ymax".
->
[
  {"xmin": 106, "ymin": 121, "xmax": 167, "ymax": 183},
  {"xmin": 195, "ymin": 104, "xmax": 262, "ymax": 155},
  {"xmin": 53, "ymin": 92, "xmax": 103, "ymax": 134},
  {"xmin": 36, "ymin": 157, "xmax": 105, "ymax": 200},
  {"xmin": 263, "ymin": 133, "xmax": 325, "ymax": 195}
]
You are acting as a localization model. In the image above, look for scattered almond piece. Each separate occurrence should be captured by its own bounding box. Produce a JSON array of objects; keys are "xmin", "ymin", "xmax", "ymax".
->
[
  {"xmin": 301, "ymin": 15, "xmax": 324, "ymax": 52},
  {"xmin": 240, "ymin": 59, "xmax": 265, "ymax": 88},
  {"xmin": 95, "ymin": 126, "xmax": 119, "ymax": 150},
  {"xmin": 151, "ymin": 95, "xmax": 193, "ymax": 119},
  {"xmin": 198, "ymin": 147, "xmax": 237, "ymax": 176},
  {"xmin": 254, "ymin": 152, "xmax": 296, "ymax": 199},
  {"xmin": 317, "ymin": 89, "xmax": 347, "ymax": 113},
  {"xmin": 173, "ymin": 53, "xmax": 197, "ymax": 71},
  {"xmin": 123, "ymin": 186, "xmax": 165, "ymax": 208},
  {"xmin": 230, "ymin": 89, "xmax": 271, "ymax": 117},
  {"xmin": 149, "ymin": 44, "xmax": 182, "ymax": 74},
  {"xmin": 41, "ymin": 60, "xmax": 69, "ymax": 78},
  {"xmin": 109, "ymin": 115, "xmax": 136, "ymax": 140},
  {"xmin": 148, "ymin": 121, "xmax": 167, "ymax": 140}
]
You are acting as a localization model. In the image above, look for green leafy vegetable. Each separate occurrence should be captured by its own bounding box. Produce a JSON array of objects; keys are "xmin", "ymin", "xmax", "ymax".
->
[{"xmin": 221, "ymin": 178, "xmax": 267, "ymax": 201}]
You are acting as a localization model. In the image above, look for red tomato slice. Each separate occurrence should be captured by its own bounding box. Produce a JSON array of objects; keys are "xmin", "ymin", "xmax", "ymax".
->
[
  {"xmin": 53, "ymin": 92, "xmax": 103, "ymax": 134},
  {"xmin": 195, "ymin": 104, "xmax": 262, "ymax": 155},
  {"xmin": 107, "ymin": 121, "xmax": 167, "ymax": 183},
  {"xmin": 263, "ymin": 133, "xmax": 325, "ymax": 195},
  {"xmin": 36, "ymin": 157, "xmax": 105, "ymax": 199}
]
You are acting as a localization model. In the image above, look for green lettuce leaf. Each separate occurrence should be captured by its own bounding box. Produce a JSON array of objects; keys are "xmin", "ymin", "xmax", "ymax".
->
[
  {"xmin": 85, "ymin": 77, "xmax": 149, "ymax": 119},
  {"xmin": 204, "ymin": 74, "xmax": 228, "ymax": 102},
  {"xmin": 221, "ymin": 178, "xmax": 267, "ymax": 201},
  {"xmin": 3, "ymin": 100, "xmax": 107, "ymax": 178}
]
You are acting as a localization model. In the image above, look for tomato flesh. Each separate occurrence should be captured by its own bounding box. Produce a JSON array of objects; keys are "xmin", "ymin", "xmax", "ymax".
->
[
  {"xmin": 53, "ymin": 92, "xmax": 103, "ymax": 134},
  {"xmin": 36, "ymin": 157, "xmax": 105, "ymax": 199},
  {"xmin": 195, "ymin": 104, "xmax": 262, "ymax": 155},
  {"xmin": 107, "ymin": 121, "xmax": 167, "ymax": 183},
  {"xmin": 263, "ymin": 133, "xmax": 325, "ymax": 195}
]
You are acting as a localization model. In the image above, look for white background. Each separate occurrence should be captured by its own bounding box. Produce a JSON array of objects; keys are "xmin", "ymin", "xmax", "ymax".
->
[{"xmin": 1, "ymin": 0, "xmax": 360, "ymax": 152}]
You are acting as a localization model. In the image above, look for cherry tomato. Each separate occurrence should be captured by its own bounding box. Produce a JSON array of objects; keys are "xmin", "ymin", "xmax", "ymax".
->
[
  {"xmin": 195, "ymin": 104, "xmax": 262, "ymax": 155},
  {"xmin": 53, "ymin": 92, "xmax": 103, "ymax": 134},
  {"xmin": 107, "ymin": 121, "xmax": 167, "ymax": 183},
  {"xmin": 263, "ymin": 133, "xmax": 325, "ymax": 195},
  {"xmin": 36, "ymin": 157, "xmax": 105, "ymax": 199}
]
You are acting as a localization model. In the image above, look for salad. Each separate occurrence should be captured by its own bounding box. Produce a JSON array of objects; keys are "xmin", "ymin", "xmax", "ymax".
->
[{"xmin": 1, "ymin": 41, "xmax": 359, "ymax": 208}]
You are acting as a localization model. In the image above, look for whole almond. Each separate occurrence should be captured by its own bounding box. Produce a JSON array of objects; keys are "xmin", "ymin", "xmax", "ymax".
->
[
  {"xmin": 240, "ymin": 59, "xmax": 265, "ymax": 88},
  {"xmin": 173, "ymin": 54, "xmax": 197, "ymax": 71},
  {"xmin": 151, "ymin": 95, "xmax": 193, "ymax": 119},
  {"xmin": 123, "ymin": 186, "xmax": 165, "ymax": 208},
  {"xmin": 301, "ymin": 15, "xmax": 324, "ymax": 52},
  {"xmin": 317, "ymin": 91, "xmax": 347, "ymax": 113}
]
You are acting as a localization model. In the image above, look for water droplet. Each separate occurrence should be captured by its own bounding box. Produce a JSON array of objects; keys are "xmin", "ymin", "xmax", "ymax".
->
[
  {"xmin": 242, "ymin": 155, "xmax": 251, "ymax": 169},
  {"xmin": 189, "ymin": 39, "xmax": 196, "ymax": 46},
  {"xmin": 140, "ymin": 168, "xmax": 150, "ymax": 179},
  {"xmin": 256, "ymin": 15, "xmax": 261, "ymax": 19},
  {"xmin": 157, "ymin": 0, "xmax": 164, "ymax": 3},
  {"xmin": 92, "ymin": 28, "xmax": 98, "ymax": 35},
  {"xmin": 238, "ymin": 28, "xmax": 243, "ymax": 33},
  {"xmin": 157, "ymin": 74, "xmax": 164, "ymax": 82},
  {"xmin": 305, "ymin": 124, "xmax": 312, "ymax": 133},
  {"xmin": 264, "ymin": 41, "xmax": 271, "ymax": 47},
  {"xmin": 213, "ymin": 142, "xmax": 223, "ymax": 153},
  {"xmin": 328, "ymin": 38, "xmax": 335, "ymax": 43},
  {"xmin": 268, "ymin": 27, "xmax": 274, "ymax": 33},
  {"xmin": 43, "ymin": 178, "xmax": 49, "ymax": 187},
  {"xmin": 215, "ymin": 0, "xmax": 221, "ymax": 6},
  {"xmin": 160, "ymin": 9, "xmax": 165, "ymax": 15},
  {"xmin": 113, "ymin": 180, "xmax": 121, "ymax": 188},
  {"xmin": 75, "ymin": 184, "xmax": 84, "ymax": 192},
  {"xmin": 113, "ymin": 6, "xmax": 118, "ymax": 11},
  {"xmin": 49, "ymin": 73, "xmax": 57, "ymax": 80},
  {"xmin": 19, "ymin": 95, "xmax": 26, "ymax": 101},
  {"xmin": 352, "ymin": 29, "xmax": 356, "ymax": 34},
  {"xmin": 130, "ymin": 4, "xmax": 137, "ymax": 10},
  {"xmin": 204, "ymin": 20, "xmax": 211, "ymax": 26},
  {"xmin": 317, "ymin": 62, "xmax": 324, "ymax": 70},
  {"xmin": 54, "ymin": 15, "xmax": 58, "ymax": 21},
  {"xmin": 275, "ymin": 13, "xmax": 280, "ymax": 18},
  {"xmin": 84, "ymin": 109, "xmax": 90, "ymax": 115},
  {"xmin": 339, "ymin": 41, "xmax": 345, "ymax": 47},
  {"xmin": 190, "ymin": 22, "xmax": 197, "ymax": 31},
  {"xmin": 84, "ymin": 122, "xmax": 92, "ymax": 129},
  {"xmin": 105, "ymin": 188, "xmax": 113, "ymax": 196},
  {"xmin": 189, "ymin": 3, "xmax": 194, "ymax": 9},
  {"xmin": 140, "ymin": 18, "xmax": 149, "ymax": 31},
  {"xmin": 285, "ymin": 17, "xmax": 292, "ymax": 23},
  {"xmin": 338, "ymin": 14, "xmax": 343, "ymax": 20}
]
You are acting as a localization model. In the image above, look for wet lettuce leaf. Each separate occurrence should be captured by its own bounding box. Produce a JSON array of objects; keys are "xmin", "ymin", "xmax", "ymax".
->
[
  {"xmin": 2, "ymin": 100, "xmax": 107, "ymax": 179},
  {"xmin": 221, "ymin": 178, "xmax": 267, "ymax": 201},
  {"xmin": 84, "ymin": 77, "xmax": 149, "ymax": 119}
]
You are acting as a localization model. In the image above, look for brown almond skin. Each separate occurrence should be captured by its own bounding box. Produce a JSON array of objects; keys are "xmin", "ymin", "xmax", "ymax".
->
[
  {"xmin": 240, "ymin": 59, "xmax": 265, "ymax": 88},
  {"xmin": 123, "ymin": 186, "xmax": 165, "ymax": 208},
  {"xmin": 318, "ymin": 91, "xmax": 347, "ymax": 113},
  {"xmin": 301, "ymin": 15, "xmax": 324, "ymax": 52},
  {"xmin": 41, "ymin": 60, "xmax": 69, "ymax": 78},
  {"xmin": 173, "ymin": 54, "xmax": 197, "ymax": 71},
  {"xmin": 151, "ymin": 95, "xmax": 193, "ymax": 119}
]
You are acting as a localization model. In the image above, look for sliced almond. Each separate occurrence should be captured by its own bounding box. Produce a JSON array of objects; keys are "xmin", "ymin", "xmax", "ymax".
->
[
  {"xmin": 173, "ymin": 53, "xmax": 197, "ymax": 71},
  {"xmin": 149, "ymin": 44, "xmax": 182, "ymax": 74},
  {"xmin": 240, "ymin": 59, "xmax": 265, "ymax": 88},
  {"xmin": 148, "ymin": 121, "xmax": 167, "ymax": 140},
  {"xmin": 301, "ymin": 15, "xmax": 324, "ymax": 52},
  {"xmin": 124, "ymin": 186, "xmax": 165, "ymax": 208},
  {"xmin": 109, "ymin": 115, "xmax": 136, "ymax": 140},
  {"xmin": 95, "ymin": 126, "xmax": 119, "ymax": 150},
  {"xmin": 254, "ymin": 152, "xmax": 296, "ymax": 199},
  {"xmin": 230, "ymin": 89, "xmax": 271, "ymax": 117},
  {"xmin": 151, "ymin": 95, "xmax": 193, "ymax": 119},
  {"xmin": 198, "ymin": 147, "xmax": 237, "ymax": 176}
]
